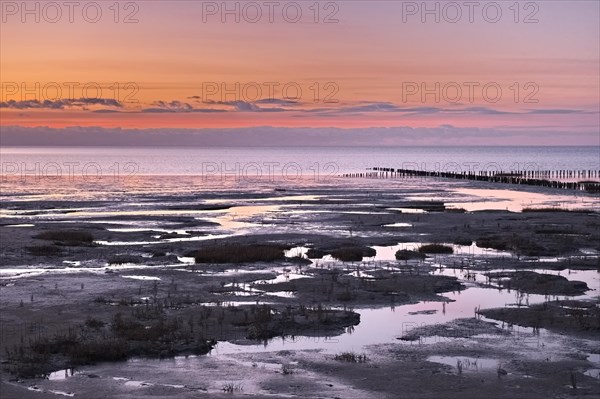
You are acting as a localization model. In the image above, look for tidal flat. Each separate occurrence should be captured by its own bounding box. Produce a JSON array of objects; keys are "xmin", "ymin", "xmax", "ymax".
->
[{"xmin": 0, "ymin": 177, "xmax": 599, "ymax": 398}]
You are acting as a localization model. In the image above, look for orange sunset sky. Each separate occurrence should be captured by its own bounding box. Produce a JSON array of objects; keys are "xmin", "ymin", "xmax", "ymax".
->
[{"xmin": 1, "ymin": 1, "xmax": 599, "ymax": 144}]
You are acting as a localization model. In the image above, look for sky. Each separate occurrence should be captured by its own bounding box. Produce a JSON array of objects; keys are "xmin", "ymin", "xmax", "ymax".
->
[{"xmin": 1, "ymin": 0, "xmax": 599, "ymax": 145}]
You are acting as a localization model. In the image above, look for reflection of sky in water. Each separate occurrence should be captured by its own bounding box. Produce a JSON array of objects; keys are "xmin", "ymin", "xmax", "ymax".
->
[
  {"xmin": 444, "ymin": 188, "xmax": 598, "ymax": 212},
  {"xmin": 94, "ymin": 233, "xmax": 233, "ymax": 246},
  {"xmin": 18, "ymin": 251, "xmax": 598, "ymax": 388},
  {"xmin": 214, "ymin": 205, "xmax": 280, "ymax": 230},
  {"xmin": 427, "ymin": 356, "xmax": 499, "ymax": 372},
  {"xmin": 202, "ymin": 244, "xmax": 598, "ymax": 354},
  {"xmin": 209, "ymin": 274, "xmax": 597, "ymax": 356}
]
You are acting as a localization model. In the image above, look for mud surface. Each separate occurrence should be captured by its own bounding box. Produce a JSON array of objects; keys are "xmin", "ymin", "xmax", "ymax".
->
[{"xmin": 1, "ymin": 178, "xmax": 599, "ymax": 398}]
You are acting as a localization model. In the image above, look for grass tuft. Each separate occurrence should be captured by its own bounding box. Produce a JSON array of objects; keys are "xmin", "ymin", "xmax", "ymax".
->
[
  {"xmin": 26, "ymin": 245, "xmax": 62, "ymax": 256},
  {"xmin": 417, "ymin": 244, "xmax": 453, "ymax": 254},
  {"xmin": 35, "ymin": 230, "xmax": 93, "ymax": 244},
  {"xmin": 334, "ymin": 352, "xmax": 368, "ymax": 363},
  {"xmin": 222, "ymin": 382, "xmax": 243, "ymax": 393},
  {"xmin": 107, "ymin": 255, "xmax": 142, "ymax": 265},
  {"xmin": 193, "ymin": 244, "xmax": 287, "ymax": 263},
  {"xmin": 395, "ymin": 249, "xmax": 426, "ymax": 261},
  {"xmin": 330, "ymin": 247, "xmax": 376, "ymax": 262}
]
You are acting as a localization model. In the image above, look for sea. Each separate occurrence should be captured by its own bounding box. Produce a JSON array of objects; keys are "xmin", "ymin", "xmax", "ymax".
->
[
  {"xmin": 0, "ymin": 146, "xmax": 598, "ymax": 202},
  {"xmin": 1, "ymin": 146, "xmax": 598, "ymax": 177}
]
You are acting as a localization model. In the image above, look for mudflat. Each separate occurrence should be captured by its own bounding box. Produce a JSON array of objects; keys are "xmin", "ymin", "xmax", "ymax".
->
[{"xmin": 1, "ymin": 177, "xmax": 599, "ymax": 398}]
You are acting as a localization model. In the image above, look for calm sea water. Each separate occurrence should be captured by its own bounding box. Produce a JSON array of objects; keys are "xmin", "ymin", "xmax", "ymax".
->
[{"xmin": 1, "ymin": 146, "xmax": 598, "ymax": 178}]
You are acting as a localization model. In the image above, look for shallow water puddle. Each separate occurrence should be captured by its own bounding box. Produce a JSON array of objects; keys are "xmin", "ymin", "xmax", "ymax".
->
[
  {"xmin": 0, "ymin": 262, "xmax": 188, "ymax": 279},
  {"xmin": 62, "ymin": 260, "xmax": 81, "ymax": 266},
  {"xmin": 346, "ymin": 271, "xmax": 376, "ymax": 278},
  {"xmin": 94, "ymin": 233, "xmax": 233, "ymax": 246},
  {"xmin": 122, "ymin": 275, "xmax": 161, "ymax": 281},
  {"xmin": 370, "ymin": 242, "xmax": 513, "ymax": 262},
  {"xmin": 215, "ymin": 204, "xmax": 281, "ymax": 230},
  {"xmin": 204, "ymin": 195, "xmax": 321, "ymax": 204},
  {"xmin": 284, "ymin": 246, "xmax": 309, "ymax": 258},
  {"xmin": 427, "ymin": 355, "xmax": 499, "ymax": 372},
  {"xmin": 48, "ymin": 390, "xmax": 75, "ymax": 397},
  {"xmin": 222, "ymin": 280, "xmax": 296, "ymax": 298},
  {"xmin": 584, "ymin": 369, "xmax": 600, "ymax": 379},
  {"xmin": 26, "ymin": 384, "xmax": 75, "ymax": 397},
  {"xmin": 387, "ymin": 208, "xmax": 427, "ymax": 214},
  {"xmin": 446, "ymin": 188, "xmax": 599, "ymax": 212},
  {"xmin": 200, "ymin": 300, "xmax": 277, "ymax": 307},
  {"xmin": 435, "ymin": 267, "xmax": 598, "ymax": 292},
  {"xmin": 436, "ymin": 267, "xmax": 599, "ymax": 298},
  {"xmin": 284, "ymin": 209, "xmax": 392, "ymax": 215},
  {"xmin": 48, "ymin": 369, "xmax": 76, "ymax": 381},
  {"xmin": 207, "ymin": 279, "xmax": 593, "ymax": 356},
  {"xmin": 124, "ymin": 380, "xmax": 153, "ymax": 388},
  {"xmin": 35, "ymin": 208, "xmax": 227, "ymax": 218},
  {"xmin": 223, "ymin": 282, "xmax": 263, "ymax": 296},
  {"xmin": 586, "ymin": 353, "xmax": 600, "ymax": 378},
  {"xmin": 2, "ymin": 223, "xmax": 35, "ymax": 227},
  {"xmin": 107, "ymin": 227, "xmax": 191, "ymax": 235},
  {"xmin": 265, "ymin": 272, "xmax": 308, "ymax": 284},
  {"xmin": 265, "ymin": 291, "xmax": 296, "ymax": 298}
]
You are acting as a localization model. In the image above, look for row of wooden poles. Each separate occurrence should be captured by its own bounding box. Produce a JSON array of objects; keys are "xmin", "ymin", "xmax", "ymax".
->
[{"xmin": 341, "ymin": 168, "xmax": 600, "ymax": 193}]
